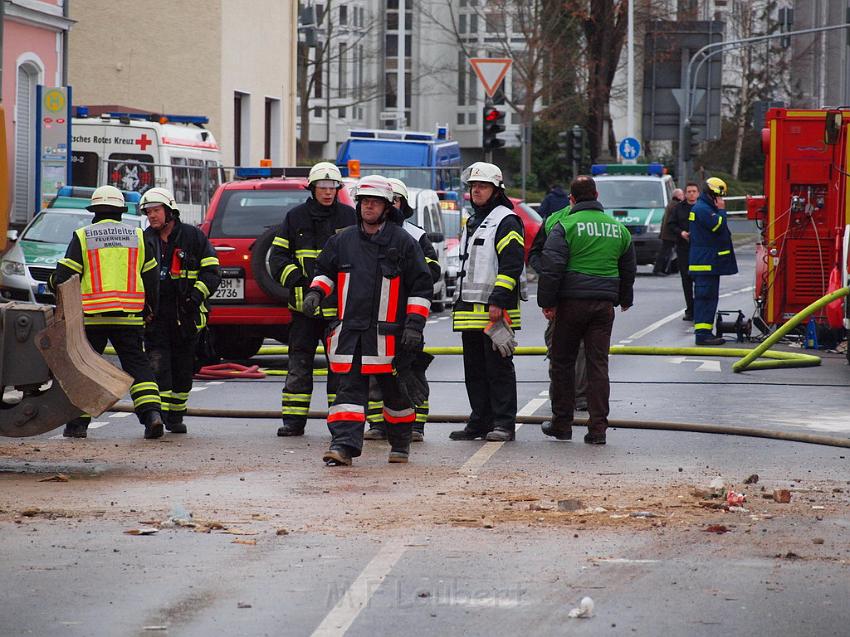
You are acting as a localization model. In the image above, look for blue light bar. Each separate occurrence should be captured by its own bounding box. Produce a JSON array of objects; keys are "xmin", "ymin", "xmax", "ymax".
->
[
  {"xmin": 591, "ymin": 163, "xmax": 665, "ymax": 176},
  {"xmin": 235, "ymin": 167, "xmax": 272, "ymax": 178}
]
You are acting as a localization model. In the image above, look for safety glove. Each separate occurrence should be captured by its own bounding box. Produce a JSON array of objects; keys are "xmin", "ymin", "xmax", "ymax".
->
[
  {"xmin": 484, "ymin": 313, "xmax": 517, "ymax": 358},
  {"xmin": 301, "ymin": 288, "xmax": 323, "ymax": 317},
  {"xmin": 400, "ymin": 326, "xmax": 424, "ymax": 353}
]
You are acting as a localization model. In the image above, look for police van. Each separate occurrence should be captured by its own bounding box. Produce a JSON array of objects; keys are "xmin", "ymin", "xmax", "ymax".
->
[{"xmin": 71, "ymin": 108, "xmax": 224, "ymax": 225}]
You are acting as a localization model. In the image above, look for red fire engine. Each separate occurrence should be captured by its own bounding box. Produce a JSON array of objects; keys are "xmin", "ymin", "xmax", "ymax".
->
[{"xmin": 747, "ymin": 108, "xmax": 849, "ymax": 337}]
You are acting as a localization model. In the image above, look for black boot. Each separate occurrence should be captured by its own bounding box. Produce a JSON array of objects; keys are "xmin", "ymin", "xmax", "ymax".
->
[
  {"xmin": 386, "ymin": 424, "xmax": 412, "ymax": 463},
  {"xmin": 62, "ymin": 419, "xmax": 88, "ymax": 439},
  {"xmin": 323, "ymin": 446, "xmax": 353, "ymax": 466},
  {"xmin": 143, "ymin": 411, "xmax": 165, "ymax": 439},
  {"xmin": 277, "ymin": 422, "xmax": 305, "ymax": 437},
  {"xmin": 485, "ymin": 428, "xmax": 515, "ymax": 442},
  {"xmin": 449, "ymin": 426, "xmax": 490, "ymax": 440},
  {"xmin": 541, "ymin": 421, "xmax": 572, "ymax": 440},
  {"xmin": 363, "ymin": 423, "xmax": 387, "ymax": 440},
  {"xmin": 584, "ymin": 431, "xmax": 607, "ymax": 445},
  {"xmin": 411, "ymin": 424, "xmax": 424, "ymax": 443},
  {"xmin": 166, "ymin": 414, "xmax": 187, "ymax": 434}
]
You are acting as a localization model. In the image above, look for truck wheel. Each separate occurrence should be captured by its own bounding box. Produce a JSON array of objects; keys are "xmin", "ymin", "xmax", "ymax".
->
[
  {"xmin": 212, "ymin": 330, "xmax": 263, "ymax": 360},
  {"xmin": 250, "ymin": 227, "xmax": 290, "ymax": 303}
]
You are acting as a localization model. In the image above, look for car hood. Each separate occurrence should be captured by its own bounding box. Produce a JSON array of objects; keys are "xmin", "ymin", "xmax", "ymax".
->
[{"xmin": 20, "ymin": 239, "xmax": 65, "ymax": 267}]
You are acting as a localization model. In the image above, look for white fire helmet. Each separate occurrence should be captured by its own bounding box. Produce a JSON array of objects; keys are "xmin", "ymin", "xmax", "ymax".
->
[
  {"xmin": 461, "ymin": 161, "xmax": 504, "ymax": 189},
  {"xmin": 307, "ymin": 161, "xmax": 343, "ymax": 187},
  {"xmin": 139, "ymin": 187, "xmax": 179, "ymax": 214},
  {"xmin": 387, "ymin": 177, "xmax": 409, "ymax": 203},
  {"xmin": 355, "ymin": 175, "xmax": 395, "ymax": 203},
  {"xmin": 87, "ymin": 185, "xmax": 127, "ymax": 212}
]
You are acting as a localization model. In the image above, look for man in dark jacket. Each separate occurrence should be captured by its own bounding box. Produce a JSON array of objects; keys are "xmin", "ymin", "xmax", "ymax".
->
[
  {"xmin": 269, "ymin": 162, "xmax": 357, "ymax": 437},
  {"xmin": 142, "ymin": 187, "xmax": 221, "ymax": 434},
  {"xmin": 666, "ymin": 182, "xmax": 699, "ymax": 320},
  {"xmin": 652, "ymin": 188, "xmax": 683, "ymax": 275},
  {"xmin": 302, "ymin": 175, "xmax": 433, "ymax": 466},
  {"xmin": 689, "ymin": 177, "xmax": 737, "ymax": 345},
  {"xmin": 538, "ymin": 176, "xmax": 636, "ymax": 445},
  {"xmin": 538, "ymin": 184, "xmax": 570, "ymax": 220}
]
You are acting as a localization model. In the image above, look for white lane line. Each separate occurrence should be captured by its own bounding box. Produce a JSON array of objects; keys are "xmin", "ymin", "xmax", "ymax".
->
[
  {"xmin": 626, "ymin": 285, "xmax": 754, "ymax": 341},
  {"xmin": 426, "ymin": 320, "xmax": 439, "ymax": 325},
  {"xmin": 190, "ymin": 387, "xmax": 206, "ymax": 393},
  {"xmin": 619, "ymin": 339, "xmax": 633, "ymax": 344},
  {"xmin": 207, "ymin": 381, "xmax": 224, "ymax": 386},
  {"xmin": 437, "ymin": 316, "xmax": 450, "ymax": 321},
  {"xmin": 459, "ymin": 397, "xmax": 546, "ymax": 474},
  {"xmin": 109, "ymin": 412, "xmax": 133, "ymax": 418},
  {"xmin": 311, "ymin": 392, "xmax": 546, "ymax": 636},
  {"xmin": 310, "ymin": 538, "xmax": 408, "ymax": 637},
  {"xmin": 49, "ymin": 421, "xmax": 109, "ymax": 439}
]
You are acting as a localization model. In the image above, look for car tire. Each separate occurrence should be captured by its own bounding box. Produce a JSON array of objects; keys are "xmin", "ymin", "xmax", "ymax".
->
[
  {"xmin": 250, "ymin": 227, "xmax": 290, "ymax": 303},
  {"xmin": 211, "ymin": 328, "xmax": 263, "ymax": 360}
]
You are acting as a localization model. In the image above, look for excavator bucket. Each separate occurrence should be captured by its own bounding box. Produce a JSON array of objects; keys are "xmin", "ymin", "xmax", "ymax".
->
[{"xmin": 0, "ymin": 276, "xmax": 132, "ymax": 437}]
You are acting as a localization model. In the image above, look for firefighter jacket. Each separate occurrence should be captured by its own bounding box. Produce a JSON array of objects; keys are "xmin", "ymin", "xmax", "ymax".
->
[
  {"xmin": 52, "ymin": 217, "xmax": 158, "ymax": 327},
  {"xmin": 402, "ymin": 220, "xmax": 442, "ymax": 284},
  {"xmin": 144, "ymin": 220, "xmax": 221, "ymax": 334},
  {"xmin": 452, "ymin": 200, "xmax": 525, "ymax": 331},
  {"xmin": 269, "ymin": 197, "xmax": 357, "ymax": 318},
  {"xmin": 688, "ymin": 192, "xmax": 738, "ymax": 277},
  {"xmin": 309, "ymin": 221, "xmax": 433, "ymax": 375},
  {"xmin": 537, "ymin": 200, "xmax": 636, "ymax": 309}
]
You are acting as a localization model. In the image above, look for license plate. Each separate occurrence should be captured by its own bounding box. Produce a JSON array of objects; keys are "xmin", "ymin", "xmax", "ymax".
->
[{"xmin": 212, "ymin": 277, "xmax": 244, "ymax": 300}]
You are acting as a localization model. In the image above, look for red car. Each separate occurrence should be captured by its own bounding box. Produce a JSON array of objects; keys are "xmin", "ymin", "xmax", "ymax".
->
[{"xmin": 200, "ymin": 177, "xmax": 354, "ymax": 359}]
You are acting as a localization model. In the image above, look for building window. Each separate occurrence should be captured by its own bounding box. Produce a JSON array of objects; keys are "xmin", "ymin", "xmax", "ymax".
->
[
  {"xmin": 470, "ymin": 13, "xmax": 478, "ymax": 33},
  {"xmin": 339, "ymin": 4, "xmax": 347, "ymax": 25},
  {"xmin": 338, "ymin": 43, "xmax": 348, "ymax": 97},
  {"xmin": 459, "ymin": 13, "xmax": 466, "ymax": 34},
  {"xmin": 457, "ymin": 112, "xmax": 465, "ymax": 125},
  {"xmin": 338, "ymin": 107, "xmax": 346, "ymax": 118},
  {"xmin": 485, "ymin": 11, "xmax": 505, "ymax": 33},
  {"xmin": 264, "ymin": 97, "xmax": 281, "ymax": 162},
  {"xmin": 468, "ymin": 111, "xmax": 477, "ymax": 125},
  {"xmin": 233, "ymin": 92, "xmax": 249, "ymax": 166},
  {"xmin": 386, "ymin": 34, "xmax": 397, "ymax": 57},
  {"xmin": 458, "ymin": 51, "xmax": 466, "ymax": 106}
]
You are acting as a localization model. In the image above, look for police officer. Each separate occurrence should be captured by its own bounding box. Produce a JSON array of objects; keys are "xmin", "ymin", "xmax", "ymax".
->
[
  {"xmin": 537, "ymin": 175, "xmax": 636, "ymax": 445},
  {"xmin": 302, "ymin": 175, "xmax": 433, "ymax": 466},
  {"xmin": 364, "ymin": 177, "xmax": 441, "ymax": 442},
  {"xmin": 450, "ymin": 162, "xmax": 525, "ymax": 442},
  {"xmin": 269, "ymin": 162, "xmax": 356, "ymax": 437},
  {"xmin": 142, "ymin": 187, "xmax": 221, "ymax": 434},
  {"xmin": 689, "ymin": 177, "xmax": 737, "ymax": 346},
  {"xmin": 50, "ymin": 186, "xmax": 164, "ymax": 439}
]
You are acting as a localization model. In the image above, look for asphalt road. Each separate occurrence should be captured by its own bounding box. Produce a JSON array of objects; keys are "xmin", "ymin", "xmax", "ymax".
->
[{"xmin": 2, "ymin": 243, "xmax": 850, "ymax": 637}]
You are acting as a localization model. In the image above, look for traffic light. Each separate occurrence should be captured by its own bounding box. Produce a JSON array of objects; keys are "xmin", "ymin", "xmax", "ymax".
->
[
  {"xmin": 557, "ymin": 130, "xmax": 571, "ymax": 163},
  {"xmin": 683, "ymin": 123, "xmax": 700, "ymax": 161},
  {"xmin": 482, "ymin": 106, "xmax": 506, "ymax": 151},
  {"xmin": 571, "ymin": 125, "xmax": 585, "ymax": 161}
]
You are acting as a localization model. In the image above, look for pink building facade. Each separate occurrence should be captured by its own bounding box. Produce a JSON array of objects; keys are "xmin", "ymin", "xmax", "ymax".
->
[{"xmin": 2, "ymin": 0, "xmax": 72, "ymax": 224}]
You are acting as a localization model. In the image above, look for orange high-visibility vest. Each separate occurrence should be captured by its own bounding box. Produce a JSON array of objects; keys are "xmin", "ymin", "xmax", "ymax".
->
[{"xmin": 75, "ymin": 221, "xmax": 145, "ymax": 314}]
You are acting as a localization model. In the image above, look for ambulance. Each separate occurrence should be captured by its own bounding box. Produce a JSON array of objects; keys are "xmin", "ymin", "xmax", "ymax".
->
[{"xmin": 70, "ymin": 108, "xmax": 224, "ymax": 225}]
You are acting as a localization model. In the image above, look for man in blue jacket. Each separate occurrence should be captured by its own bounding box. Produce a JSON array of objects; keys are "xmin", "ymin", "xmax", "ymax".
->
[{"xmin": 688, "ymin": 177, "xmax": 738, "ymax": 346}]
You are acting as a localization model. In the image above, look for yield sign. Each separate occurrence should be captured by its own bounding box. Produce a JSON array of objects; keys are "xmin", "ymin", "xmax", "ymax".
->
[{"xmin": 469, "ymin": 58, "xmax": 512, "ymax": 98}]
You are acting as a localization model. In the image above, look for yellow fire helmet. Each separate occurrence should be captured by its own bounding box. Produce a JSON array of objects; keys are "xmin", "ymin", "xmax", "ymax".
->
[{"xmin": 705, "ymin": 177, "xmax": 728, "ymax": 197}]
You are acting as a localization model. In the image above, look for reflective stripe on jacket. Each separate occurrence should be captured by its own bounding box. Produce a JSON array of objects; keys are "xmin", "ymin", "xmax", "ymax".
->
[
  {"xmin": 687, "ymin": 192, "xmax": 738, "ymax": 277},
  {"xmin": 76, "ymin": 221, "xmax": 146, "ymax": 314}
]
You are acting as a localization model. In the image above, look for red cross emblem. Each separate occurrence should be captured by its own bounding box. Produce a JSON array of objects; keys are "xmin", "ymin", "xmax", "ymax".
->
[{"xmin": 135, "ymin": 133, "xmax": 152, "ymax": 151}]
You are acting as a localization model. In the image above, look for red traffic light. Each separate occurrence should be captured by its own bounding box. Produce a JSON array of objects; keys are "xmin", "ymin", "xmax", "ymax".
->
[{"xmin": 484, "ymin": 107, "xmax": 504, "ymax": 122}]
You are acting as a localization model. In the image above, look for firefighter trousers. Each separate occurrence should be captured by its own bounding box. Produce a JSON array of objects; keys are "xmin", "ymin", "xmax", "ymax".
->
[
  {"xmin": 145, "ymin": 318, "xmax": 198, "ymax": 425},
  {"xmin": 281, "ymin": 312, "xmax": 339, "ymax": 430},
  {"xmin": 366, "ymin": 376, "xmax": 428, "ymax": 434},
  {"xmin": 461, "ymin": 330, "xmax": 517, "ymax": 433},
  {"xmin": 67, "ymin": 326, "xmax": 161, "ymax": 429},
  {"xmin": 693, "ymin": 275, "xmax": 720, "ymax": 341},
  {"xmin": 328, "ymin": 346, "xmax": 414, "ymax": 457}
]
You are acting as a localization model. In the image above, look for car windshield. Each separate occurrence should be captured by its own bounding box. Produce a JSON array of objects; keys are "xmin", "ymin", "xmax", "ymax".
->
[
  {"xmin": 21, "ymin": 210, "xmax": 144, "ymax": 244},
  {"xmin": 595, "ymin": 180, "xmax": 665, "ymax": 209},
  {"xmin": 210, "ymin": 189, "xmax": 308, "ymax": 238}
]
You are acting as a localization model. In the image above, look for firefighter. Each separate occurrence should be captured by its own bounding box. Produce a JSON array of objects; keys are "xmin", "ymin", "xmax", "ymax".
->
[
  {"xmin": 450, "ymin": 162, "xmax": 525, "ymax": 442},
  {"xmin": 302, "ymin": 175, "xmax": 433, "ymax": 466},
  {"xmin": 364, "ymin": 177, "xmax": 441, "ymax": 443},
  {"xmin": 269, "ymin": 161, "xmax": 356, "ymax": 437},
  {"xmin": 141, "ymin": 187, "xmax": 221, "ymax": 434},
  {"xmin": 689, "ymin": 177, "xmax": 738, "ymax": 346},
  {"xmin": 50, "ymin": 186, "xmax": 164, "ymax": 439}
]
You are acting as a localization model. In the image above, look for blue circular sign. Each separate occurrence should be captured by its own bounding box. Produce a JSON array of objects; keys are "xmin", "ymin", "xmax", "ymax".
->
[{"xmin": 618, "ymin": 137, "xmax": 641, "ymax": 160}]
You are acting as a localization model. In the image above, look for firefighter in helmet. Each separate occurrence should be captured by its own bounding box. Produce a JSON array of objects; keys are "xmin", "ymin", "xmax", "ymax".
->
[
  {"xmin": 142, "ymin": 187, "xmax": 221, "ymax": 433},
  {"xmin": 363, "ymin": 177, "xmax": 440, "ymax": 442},
  {"xmin": 50, "ymin": 186, "xmax": 164, "ymax": 439},
  {"xmin": 688, "ymin": 177, "xmax": 738, "ymax": 345},
  {"xmin": 269, "ymin": 161, "xmax": 356, "ymax": 437},
  {"xmin": 301, "ymin": 175, "xmax": 433, "ymax": 466},
  {"xmin": 450, "ymin": 162, "xmax": 525, "ymax": 442}
]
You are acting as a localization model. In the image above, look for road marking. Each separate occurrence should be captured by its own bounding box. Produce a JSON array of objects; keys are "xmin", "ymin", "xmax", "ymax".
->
[
  {"xmin": 49, "ymin": 421, "xmax": 109, "ymax": 439},
  {"xmin": 109, "ymin": 412, "xmax": 133, "ymax": 418},
  {"xmin": 190, "ymin": 387, "xmax": 206, "ymax": 393},
  {"xmin": 310, "ymin": 538, "xmax": 409, "ymax": 637},
  {"xmin": 619, "ymin": 339, "xmax": 633, "ymax": 344},
  {"xmin": 668, "ymin": 357, "xmax": 721, "ymax": 373},
  {"xmin": 311, "ymin": 392, "xmax": 545, "ymax": 636},
  {"xmin": 207, "ymin": 381, "xmax": 224, "ymax": 386},
  {"xmin": 626, "ymin": 285, "xmax": 754, "ymax": 341},
  {"xmin": 426, "ymin": 320, "xmax": 439, "ymax": 325}
]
